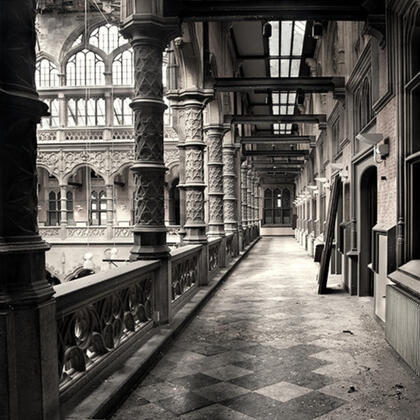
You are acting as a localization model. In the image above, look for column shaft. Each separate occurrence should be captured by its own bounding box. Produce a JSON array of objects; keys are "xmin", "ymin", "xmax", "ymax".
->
[
  {"xmin": 205, "ymin": 126, "xmax": 225, "ymax": 238},
  {"xmin": 121, "ymin": 24, "xmax": 174, "ymax": 260},
  {"xmin": 0, "ymin": 0, "xmax": 59, "ymax": 417},
  {"xmin": 223, "ymin": 145, "xmax": 238, "ymax": 233}
]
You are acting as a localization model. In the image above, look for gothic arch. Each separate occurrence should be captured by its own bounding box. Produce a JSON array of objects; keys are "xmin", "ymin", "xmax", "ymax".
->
[{"xmin": 63, "ymin": 163, "xmax": 107, "ymax": 184}]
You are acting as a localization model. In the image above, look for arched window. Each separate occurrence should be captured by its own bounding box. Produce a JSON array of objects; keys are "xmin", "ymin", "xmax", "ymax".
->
[
  {"xmin": 90, "ymin": 191, "xmax": 107, "ymax": 225},
  {"xmin": 66, "ymin": 49, "xmax": 105, "ymax": 86},
  {"xmin": 41, "ymin": 99, "xmax": 59, "ymax": 128},
  {"xmin": 89, "ymin": 24, "xmax": 127, "ymax": 54},
  {"xmin": 67, "ymin": 98, "xmax": 105, "ymax": 126},
  {"xmin": 48, "ymin": 191, "xmax": 61, "ymax": 226},
  {"xmin": 112, "ymin": 49, "xmax": 133, "ymax": 85},
  {"xmin": 36, "ymin": 58, "xmax": 59, "ymax": 88},
  {"xmin": 113, "ymin": 97, "xmax": 132, "ymax": 125}
]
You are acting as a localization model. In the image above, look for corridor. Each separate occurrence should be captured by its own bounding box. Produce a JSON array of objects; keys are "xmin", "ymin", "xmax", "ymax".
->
[{"xmin": 113, "ymin": 238, "xmax": 420, "ymax": 419}]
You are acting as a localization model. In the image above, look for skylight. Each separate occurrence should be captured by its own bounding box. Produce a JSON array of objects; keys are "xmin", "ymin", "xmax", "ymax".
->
[{"xmin": 269, "ymin": 21, "xmax": 306, "ymax": 135}]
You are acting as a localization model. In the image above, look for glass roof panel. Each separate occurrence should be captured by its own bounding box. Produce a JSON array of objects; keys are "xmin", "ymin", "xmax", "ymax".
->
[{"xmin": 269, "ymin": 20, "xmax": 307, "ymax": 134}]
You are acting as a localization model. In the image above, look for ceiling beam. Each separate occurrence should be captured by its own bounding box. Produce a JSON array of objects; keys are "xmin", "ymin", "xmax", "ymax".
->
[
  {"xmin": 253, "ymin": 162, "xmax": 304, "ymax": 167},
  {"xmin": 225, "ymin": 114, "xmax": 326, "ymax": 125},
  {"xmin": 248, "ymin": 160, "xmax": 305, "ymax": 165},
  {"xmin": 215, "ymin": 77, "xmax": 345, "ymax": 97},
  {"xmin": 244, "ymin": 150, "xmax": 309, "ymax": 157},
  {"xmin": 255, "ymin": 167, "xmax": 302, "ymax": 172},
  {"xmin": 240, "ymin": 135, "xmax": 314, "ymax": 144},
  {"xmin": 164, "ymin": 1, "xmax": 384, "ymax": 21}
]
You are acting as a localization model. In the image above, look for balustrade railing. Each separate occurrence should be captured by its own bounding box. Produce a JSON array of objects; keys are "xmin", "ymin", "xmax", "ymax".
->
[
  {"xmin": 170, "ymin": 245, "xmax": 202, "ymax": 313},
  {"xmin": 54, "ymin": 260, "xmax": 160, "ymax": 401},
  {"xmin": 226, "ymin": 233, "xmax": 234, "ymax": 262},
  {"xmin": 37, "ymin": 127, "xmax": 135, "ymax": 142},
  {"xmin": 208, "ymin": 238, "xmax": 222, "ymax": 273}
]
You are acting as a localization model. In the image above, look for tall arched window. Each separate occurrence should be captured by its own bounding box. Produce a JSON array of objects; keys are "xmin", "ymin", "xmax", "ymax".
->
[
  {"xmin": 90, "ymin": 191, "xmax": 107, "ymax": 225},
  {"xmin": 66, "ymin": 50, "xmax": 105, "ymax": 86},
  {"xmin": 112, "ymin": 49, "xmax": 133, "ymax": 85},
  {"xmin": 113, "ymin": 97, "xmax": 132, "ymax": 125},
  {"xmin": 67, "ymin": 98, "xmax": 105, "ymax": 126},
  {"xmin": 41, "ymin": 99, "xmax": 59, "ymax": 128},
  {"xmin": 36, "ymin": 58, "xmax": 59, "ymax": 88},
  {"xmin": 89, "ymin": 24, "xmax": 127, "ymax": 54},
  {"xmin": 48, "ymin": 191, "xmax": 61, "ymax": 226}
]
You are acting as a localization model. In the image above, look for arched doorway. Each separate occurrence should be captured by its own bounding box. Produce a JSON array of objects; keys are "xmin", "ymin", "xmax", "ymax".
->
[{"xmin": 359, "ymin": 166, "xmax": 377, "ymax": 296}]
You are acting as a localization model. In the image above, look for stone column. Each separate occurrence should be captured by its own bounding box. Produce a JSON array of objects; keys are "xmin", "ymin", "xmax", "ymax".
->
[
  {"xmin": 247, "ymin": 168, "xmax": 253, "ymax": 236},
  {"xmin": 0, "ymin": 1, "xmax": 60, "ymax": 418},
  {"xmin": 178, "ymin": 91, "xmax": 212, "ymax": 284},
  {"xmin": 106, "ymin": 184, "xmax": 114, "ymax": 239},
  {"xmin": 241, "ymin": 161, "xmax": 248, "ymax": 246},
  {"xmin": 120, "ymin": 16, "xmax": 178, "ymax": 260},
  {"xmin": 205, "ymin": 125, "xmax": 225, "ymax": 238},
  {"xmin": 60, "ymin": 184, "xmax": 68, "ymax": 239},
  {"xmin": 223, "ymin": 145, "xmax": 238, "ymax": 234}
]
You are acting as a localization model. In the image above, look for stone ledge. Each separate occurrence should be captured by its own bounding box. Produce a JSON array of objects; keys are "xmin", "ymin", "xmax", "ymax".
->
[{"xmin": 63, "ymin": 236, "xmax": 261, "ymax": 420}]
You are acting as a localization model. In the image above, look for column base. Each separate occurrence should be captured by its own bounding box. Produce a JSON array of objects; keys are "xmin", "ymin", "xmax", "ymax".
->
[{"xmin": 130, "ymin": 230, "xmax": 170, "ymax": 260}]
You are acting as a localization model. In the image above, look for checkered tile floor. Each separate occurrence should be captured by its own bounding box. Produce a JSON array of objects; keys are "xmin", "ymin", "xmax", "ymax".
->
[{"xmin": 113, "ymin": 237, "xmax": 420, "ymax": 419}]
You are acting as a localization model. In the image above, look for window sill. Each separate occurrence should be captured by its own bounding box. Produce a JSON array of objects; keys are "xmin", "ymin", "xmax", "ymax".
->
[{"xmin": 388, "ymin": 260, "xmax": 420, "ymax": 298}]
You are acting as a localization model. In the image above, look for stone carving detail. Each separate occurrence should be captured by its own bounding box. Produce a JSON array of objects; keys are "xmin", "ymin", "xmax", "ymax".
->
[
  {"xmin": 208, "ymin": 166, "xmax": 223, "ymax": 192},
  {"xmin": 185, "ymin": 190, "xmax": 204, "ymax": 222},
  {"xmin": 37, "ymin": 151, "xmax": 60, "ymax": 175},
  {"xmin": 223, "ymin": 153, "xmax": 235, "ymax": 174},
  {"xmin": 112, "ymin": 128, "xmax": 134, "ymax": 140},
  {"xmin": 224, "ymin": 200, "xmax": 236, "ymax": 222},
  {"xmin": 38, "ymin": 129, "xmax": 57, "ymax": 142},
  {"xmin": 209, "ymin": 197, "xmax": 224, "ymax": 222},
  {"xmin": 133, "ymin": 172, "xmax": 164, "ymax": 226},
  {"xmin": 39, "ymin": 227, "xmax": 61, "ymax": 237},
  {"xmin": 57, "ymin": 273, "xmax": 153, "ymax": 388},
  {"xmin": 185, "ymin": 149, "xmax": 203, "ymax": 182},
  {"xmin": 224, "ymin": 176, "xmax": 236, "ymax": 198},
  {"xmin": 110, "ymin": 149, "xmax": 135, "ymax": 174},
  {"xmin": 67, "ymin": 227, "xmax": 107, "ymax": 238},
  {"xmin": 208, "ymin": 241, "xmax": 220, "ymax": 272},
  {"xmin": 113, "ymin": 227, "xmax": 133, "ymax": 237},
  {"xmin": 171, "ymin": 251, "xmax": 199, "ymax": 301},
  {"xmin": 135, "ymin": 110, "xmax": 163, "ymax": 162},
  {"xmin": 207, "ymin": 134, "xmax": 223, "ymax": 163},
  {"xmin": 164, "ymin": 148, "xmax": 180, "ymax": 166},
  {"xmin": 133, "ymin": 45, "xmax": 162, "ymax": 99},
  {"xmin": 65, "ymin": 129, "xmax": 103, "ymax": 141},
  {"xmin": 63, "ymin": 151, "xmax": 106, "ymax": 176},
  {"xmin": 183, "ymin": 108, "xmax": 202, "ymax": 142}
]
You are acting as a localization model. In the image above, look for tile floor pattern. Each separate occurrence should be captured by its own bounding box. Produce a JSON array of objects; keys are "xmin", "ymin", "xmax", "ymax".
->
[{"xmin": 114, "ymin": 237, "xmax": 420, "ymax": 419}]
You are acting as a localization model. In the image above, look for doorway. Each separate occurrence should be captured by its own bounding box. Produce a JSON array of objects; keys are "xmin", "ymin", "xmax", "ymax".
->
[{"xmin": 359, "ymin": 166, "xmax": 377, "ymax": 296}]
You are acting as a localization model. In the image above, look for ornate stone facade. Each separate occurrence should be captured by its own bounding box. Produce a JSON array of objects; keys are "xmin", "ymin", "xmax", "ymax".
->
[{"xmin": 223, "ymin": 145, "xmax": 238, "ymax": 233}]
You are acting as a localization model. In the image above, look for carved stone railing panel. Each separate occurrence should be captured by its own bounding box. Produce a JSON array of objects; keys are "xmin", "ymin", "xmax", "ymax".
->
[
  {"xmin": 67, "ymin": 227, "xmax": 107, "ymax": 238},
  {"xmin": 113, "ymin": 226, "xmax": 133, "ymax": 238},
  {"xmin": 55, "ymin": 260, "xmax": 159, "ymax": 395},
  {"xmin": 226, "ymin": 233, "xmax": 234, "ymax": 261},
  {"xmin": 112, "ymin": 127, "xmax": 135, "ymax": 140},
  {"xmin": 208, "ymin": 238, "xmax": 222, "ymax": 273},
  {"xmin": 38, "ymin": 129, "xmax": 58, "ymax": 142},
  {"xmin": 64, "ymin": 129, "xmax": 104, "ymax": 141},
  {"xmin": 171, "ymin": 245, "xmax": 201, "ymax": 302},
  {"xmin": 39, "ymin": 226, "xmax": 61, "ymax": 238}
]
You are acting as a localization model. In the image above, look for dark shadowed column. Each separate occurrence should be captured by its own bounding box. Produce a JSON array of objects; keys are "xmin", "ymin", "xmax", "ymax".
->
[{"xmin": 0, "ymin": 0, "xmax": 60, "ymax": 418}]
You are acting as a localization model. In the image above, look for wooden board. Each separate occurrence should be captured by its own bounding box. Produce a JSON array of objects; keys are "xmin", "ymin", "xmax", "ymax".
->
[{"xmin": 318, "ymin": 175, "xmax": 342, "ymax": 294}]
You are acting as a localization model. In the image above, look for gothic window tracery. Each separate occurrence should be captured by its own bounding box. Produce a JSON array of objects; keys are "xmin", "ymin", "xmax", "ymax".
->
[
  {"xmin": 112, "ymin": 49, "xmax": 134, "ymax": 85},
  {"xmin": 36, "ymin": 58, "xmax": 59, "ymax": 88},
  {"xmin": 66, "ymin": 49, "xmax": 105, "ymax": 86},
  {"xmin": 89, "ymin": 24, "xmax": 127, "ymax": 54},
  {"xmin": 48, "ymin": 191, "xmax": 61, "ymax": 226}
]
